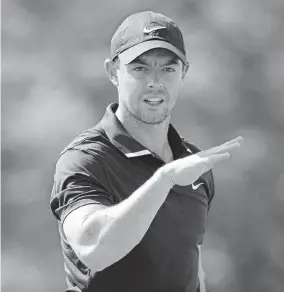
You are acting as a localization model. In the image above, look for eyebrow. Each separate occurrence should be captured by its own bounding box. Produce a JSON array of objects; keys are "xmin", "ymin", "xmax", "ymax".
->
[{"xmin": 130, "ymin": 58, "xmax": 180, "ymax": 66}]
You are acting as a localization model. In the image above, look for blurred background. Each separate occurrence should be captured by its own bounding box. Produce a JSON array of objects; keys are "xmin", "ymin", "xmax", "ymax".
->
[{"xmin": 2, "ymin": 0, "xmax": 284, "ymax": 291}]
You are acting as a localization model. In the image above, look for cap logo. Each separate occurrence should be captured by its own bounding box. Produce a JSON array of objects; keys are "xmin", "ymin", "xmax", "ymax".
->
[{"xmin": 143, "ymin": 24, "xmax": 166, "ymax": 34}]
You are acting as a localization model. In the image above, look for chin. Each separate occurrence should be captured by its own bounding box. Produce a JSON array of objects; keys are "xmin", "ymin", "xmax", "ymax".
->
[
  {"xmin": 139, "ymin": 112, "xmax": 170, "ymax": 125},
  {"xmin": 126, "ymin": 102, "xmax": 171, "ymax": 124},
  {"xmin": 142, "ymin": 119, "xmax": 167, "ymax": 125}
]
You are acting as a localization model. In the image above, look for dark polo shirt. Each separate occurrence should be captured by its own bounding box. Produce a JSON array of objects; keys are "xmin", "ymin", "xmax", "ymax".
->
[{"xmin": 50, "ymin": 103, "xmax": 215, "ymax": 292}]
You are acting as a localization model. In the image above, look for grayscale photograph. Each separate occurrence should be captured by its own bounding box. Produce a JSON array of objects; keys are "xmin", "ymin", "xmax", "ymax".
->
[{"xmin": 2, "ymin": 1, "xmax": 284, "ymax": 292}]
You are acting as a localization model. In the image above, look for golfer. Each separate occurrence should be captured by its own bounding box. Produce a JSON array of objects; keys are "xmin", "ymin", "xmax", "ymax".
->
[{"xmin": 50, "ymin": 11, "xmax": 243, "ymax": 292}]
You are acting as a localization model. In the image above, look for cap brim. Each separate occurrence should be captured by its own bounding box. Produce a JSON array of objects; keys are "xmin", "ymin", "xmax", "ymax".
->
[{"xmin": 118, "ymin": 40, "xmax": 188, "ymax": 65}]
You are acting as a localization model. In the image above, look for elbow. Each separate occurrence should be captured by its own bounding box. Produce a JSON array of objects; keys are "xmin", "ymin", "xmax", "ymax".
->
[
  {"xmin": 76, "ymin": 237, "xmax": 135, "ymax": 273},
  {"xmin": 75, "ymin": 243, "xmax": 106, "ymax": 272}
]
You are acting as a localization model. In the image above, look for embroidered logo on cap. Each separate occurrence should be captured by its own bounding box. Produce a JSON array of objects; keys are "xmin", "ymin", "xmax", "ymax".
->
[{"xmin": 143, "ymin": 24, "xmax": 166, "ymax": 34}]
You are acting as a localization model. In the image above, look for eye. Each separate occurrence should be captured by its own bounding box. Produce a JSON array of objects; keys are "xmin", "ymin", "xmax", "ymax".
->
[
  {"xmin": 133, "ymin": 66, "xmax": 148, "ymax": 71},
  {"xmin": 162, "ymin": 67, "xmax": 176, "ymax": 72}
]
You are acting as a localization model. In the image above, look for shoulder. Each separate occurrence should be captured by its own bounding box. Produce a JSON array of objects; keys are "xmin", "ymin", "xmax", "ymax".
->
[
  {"xmin": 51, "ymin": 125, "xmax": 115, "ymax": 221},
  {"xmin": 55, "ymin": 122, "xmax": 116, "ymax": 166},
  {"xmin": 54, "ymin": 123, "xmax": 113, "ymax": 181},
  {"xmin": 59, "ymin": 123, "xmax": 109, "ymax": 157}
]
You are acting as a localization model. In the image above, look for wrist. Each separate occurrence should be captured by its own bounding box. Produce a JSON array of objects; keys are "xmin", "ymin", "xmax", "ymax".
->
[{"xmin": 155, "ymin": 166, "xmax": 175, "ymax": 190}]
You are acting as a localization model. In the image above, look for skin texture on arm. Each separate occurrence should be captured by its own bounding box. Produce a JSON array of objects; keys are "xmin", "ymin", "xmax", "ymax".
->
[{"xmin": 63, "ymin": 167, "xmax": 173, "ymax": 272}]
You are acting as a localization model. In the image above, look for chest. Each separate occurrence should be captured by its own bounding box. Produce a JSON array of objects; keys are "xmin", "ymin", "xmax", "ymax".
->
[{"xmin": 102, "ymin": 151, "xmax": 210, "ymax": 245}]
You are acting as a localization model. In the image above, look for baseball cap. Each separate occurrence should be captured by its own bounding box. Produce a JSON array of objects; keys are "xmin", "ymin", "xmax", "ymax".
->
[{"xmin": 110, "ymin": 11, "xmax": 188, "ymax": 65}]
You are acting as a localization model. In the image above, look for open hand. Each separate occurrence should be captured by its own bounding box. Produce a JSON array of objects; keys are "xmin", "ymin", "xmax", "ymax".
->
[{"xmin": 163, "ymin": 136, "xmax": 243, "ymax": 187}]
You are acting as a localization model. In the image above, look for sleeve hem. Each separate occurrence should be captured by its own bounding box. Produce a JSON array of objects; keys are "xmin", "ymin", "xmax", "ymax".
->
[{"xmin": 60, "ymin": 199, "xmax": 111, "ymax": 225}]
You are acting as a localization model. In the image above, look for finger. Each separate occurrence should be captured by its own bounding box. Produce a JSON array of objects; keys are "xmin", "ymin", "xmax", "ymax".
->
[
  {"xmin": 202, "ymin": 138, "xmax": 243, "ymax": 156},
  {"xmin": 199, "ymin": 142, "xmax": 238, "ymax": 158},
  {"xmin": 200, "ymin": 152, "xmax": 231, "ymax": 168},
  {"xmin": 198, "ymin": 136, "xmax": 243, "ymax": 158},
  {"xmin": 222, "ymin": 136, "xmax": 243, "ymax": 146},
  {"xmin": 210, "ymin": 136, "xmax": 243, "ymax": 151},
  {"xmin": 212, "ymin": 136, "xmax": 243, "ymax": 151},
  {"xmin": 210, "ymin": 141, "xmax": 241, "ymax": 155}
]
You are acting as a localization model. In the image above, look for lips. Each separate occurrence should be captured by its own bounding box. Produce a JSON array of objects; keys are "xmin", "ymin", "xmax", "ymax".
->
[
  {"xmin": 143, "ymin": 94, "xmax": 165, "ymax": 105},
  {"xmin": 144, "ymin": 97, "xmax": 164, "ymax": 105}
]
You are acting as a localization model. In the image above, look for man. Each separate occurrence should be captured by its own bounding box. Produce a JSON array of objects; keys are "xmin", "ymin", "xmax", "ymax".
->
[{"xmin": 50, "ymin": 11, "xmax": 243, "ymax": 292}]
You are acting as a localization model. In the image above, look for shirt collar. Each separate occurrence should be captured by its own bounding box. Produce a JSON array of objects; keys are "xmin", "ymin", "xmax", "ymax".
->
[{"xmin": 101, "ymin": 103, "xmax": 192, "ymax": 159}]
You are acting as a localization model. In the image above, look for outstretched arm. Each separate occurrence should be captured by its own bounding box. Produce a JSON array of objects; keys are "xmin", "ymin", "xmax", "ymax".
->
[{"xmin": 63, "ymin": 137, "xmax": 243, "ymax": 272}]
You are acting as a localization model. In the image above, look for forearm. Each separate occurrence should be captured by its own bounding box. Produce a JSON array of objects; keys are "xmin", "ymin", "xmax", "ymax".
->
[{"xmin": 79, "ymin": 167, "xmax": 173, "ymax": 271}]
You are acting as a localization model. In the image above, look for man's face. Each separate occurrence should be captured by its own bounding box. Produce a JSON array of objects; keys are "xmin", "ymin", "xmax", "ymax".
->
[{"xmin": 116, "ymin": 48, "xmax": 188, "ymax": 124}]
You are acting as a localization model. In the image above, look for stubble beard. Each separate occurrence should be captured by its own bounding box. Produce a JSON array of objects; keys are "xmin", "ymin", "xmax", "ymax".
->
[{"xmin": 122, "ymin": 100, "xmax": 171, "ymax": 125}]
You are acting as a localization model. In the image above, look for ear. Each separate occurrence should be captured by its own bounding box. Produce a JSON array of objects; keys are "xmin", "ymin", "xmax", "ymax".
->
[
  {"xmin": 181, "ymin": 62, "xmax": 189, "ymax": 82},
  {"xmin": 104, "ymin": 58, "xmax": 119, "ymax": 87}
]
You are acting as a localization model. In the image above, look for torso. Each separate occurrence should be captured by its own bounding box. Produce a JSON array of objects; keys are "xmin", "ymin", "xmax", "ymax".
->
[{"xmin": 51, "ymin": 103, "xmax": 215, "ymax": 292}]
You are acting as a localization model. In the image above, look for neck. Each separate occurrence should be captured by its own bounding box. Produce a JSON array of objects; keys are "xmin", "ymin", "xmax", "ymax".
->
[{"xmin": 115, "ymin": 103, "xmax": 172, "ymax": 161}]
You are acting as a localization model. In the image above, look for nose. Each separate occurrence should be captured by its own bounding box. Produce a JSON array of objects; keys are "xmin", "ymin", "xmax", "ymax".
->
[{"xmin": 147, "ymin": 71, "xmax": 164, "ymax": 90}]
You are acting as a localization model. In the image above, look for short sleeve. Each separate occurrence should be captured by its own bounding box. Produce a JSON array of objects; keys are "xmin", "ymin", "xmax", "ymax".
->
[{"xmin": 50, "ymin": 149, "xmax": 115, "ymax": 223}]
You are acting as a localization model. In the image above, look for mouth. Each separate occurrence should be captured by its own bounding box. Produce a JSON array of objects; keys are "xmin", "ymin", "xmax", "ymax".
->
[{"xmin": 143, "ymin": 97, "xmax": 164, "ymax": 106}]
